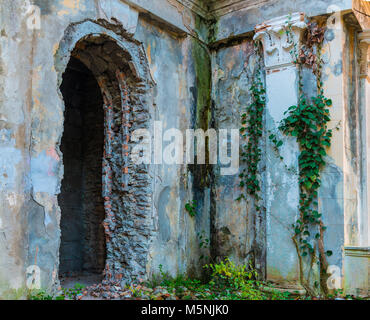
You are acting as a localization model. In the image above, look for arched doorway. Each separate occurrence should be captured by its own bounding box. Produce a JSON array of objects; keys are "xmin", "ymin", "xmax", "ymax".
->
[
  {"xmin": 58, "ymin": 57, "xmax": 106, "ymax": 283},
  {"xmin": 53, "ymin": 23, "xmax": 154, "ymax": 286}
]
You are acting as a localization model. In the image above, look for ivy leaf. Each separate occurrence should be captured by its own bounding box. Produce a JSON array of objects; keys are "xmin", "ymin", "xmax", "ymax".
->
[
  {"xmin": 304, "ymin": 181, "xmax": 312, "ymax": 189},
  {"xmin": 326, "ymin": 250, "xmax": 333, "ymax": 257}
]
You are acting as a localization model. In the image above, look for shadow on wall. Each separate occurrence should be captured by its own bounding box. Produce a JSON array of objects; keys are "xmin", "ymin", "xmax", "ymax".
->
[{"xmin": 58, "ymin": 57, "xmax": 106, "ymax": 278}]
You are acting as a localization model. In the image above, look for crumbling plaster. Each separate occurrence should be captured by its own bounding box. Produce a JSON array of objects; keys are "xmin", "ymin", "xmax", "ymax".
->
[
  {"xmin": 0, "ymin": 0, "xmax": 210, "ymax": 296},
  {"xmin": 0, "ymin": 0, "xmax": 368, "ymax": 297}
]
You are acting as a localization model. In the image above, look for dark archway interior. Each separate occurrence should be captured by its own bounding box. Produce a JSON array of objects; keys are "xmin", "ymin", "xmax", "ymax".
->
[{"xmin": 58, "ymin": 57, "xmax": 106, "ymax": 278}]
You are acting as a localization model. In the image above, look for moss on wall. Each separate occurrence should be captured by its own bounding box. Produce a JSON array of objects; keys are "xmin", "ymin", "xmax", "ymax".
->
[
  {"xmin": 206, "ymin": 17, "xmax": 219, "ymax": 45},
  {"xmin": 190, "ymin": 38, "xmax": 212, "ymax": 189},
  {"xmin": 192, "ymin": 39, "xmax": 211, "ymax": 131}
]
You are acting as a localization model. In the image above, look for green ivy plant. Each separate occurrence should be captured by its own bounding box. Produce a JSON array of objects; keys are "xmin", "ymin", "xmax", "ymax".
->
[
  {"xmin": 237, "ymin": 41, "xmax": 266, "ymax": 214},
  {"xmin": 204, "ymin": 257, "xmax": 257, "ymax": 290},
  {"xmin": 197, "ymin": 230, "xmax": 213, "ymax": 263},
  {"xmin": 279, "ymin": 19, "xmax": 333, "ymax": 296},
  {"xmin": 236, "ymin": 17, "xmax": 334, "ymax": 297},
  {"xmin": 185, "ymin": 200, "xmax": 197, "ymax": 217}
]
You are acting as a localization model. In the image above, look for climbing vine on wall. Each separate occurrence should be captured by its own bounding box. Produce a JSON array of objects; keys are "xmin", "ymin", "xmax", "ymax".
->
[
  {"xmin": 279, "ymin": 20, "xmax": 333, "ymax": 296},
  {"xmin": 237, "ymin": 41, "xmax": 265, "ymax": 215},
  {"xmin": 237, "ymin": 19, "xmax": 334, "ymax": 296}
]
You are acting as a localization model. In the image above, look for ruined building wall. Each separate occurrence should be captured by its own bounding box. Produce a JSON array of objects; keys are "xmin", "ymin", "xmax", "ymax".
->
[
  {"xmin": 211, "ymin": 40, "xmax": 266, "ymax": 276},
  {"xmin": 0, "ymin": 0, "xmax": 209, "ymax": 296},
  {"xmin": 0, "ymin": 0, "xmax": 368, "ymax": 298},
  {"xmin": 209, "ymin": 2, "xmax": 369, "ymax": 293},
  {"xmin": 134, "ymin": 17, "xmax": 211, "ymax": 280}
]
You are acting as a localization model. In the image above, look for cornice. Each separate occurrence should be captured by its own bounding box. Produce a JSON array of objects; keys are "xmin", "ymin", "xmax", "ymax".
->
[
  {"xmin": 176, "ymin": 0, "xmax": 270, "ymax": 19},
  {"xmin": 208, "ymin": 0, "xmax": 269, "ymax": 18},
  {"xmin": 176, "ymin": 0, "xmax": 209, "ymax": 18}
]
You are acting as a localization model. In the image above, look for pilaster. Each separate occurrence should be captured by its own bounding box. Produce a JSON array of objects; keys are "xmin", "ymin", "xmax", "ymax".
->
[{"xmin": 254, "ymin": 12, "xmax": 306, "ymax": 284}]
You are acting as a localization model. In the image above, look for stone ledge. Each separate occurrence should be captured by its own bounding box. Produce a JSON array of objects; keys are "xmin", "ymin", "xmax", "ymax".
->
[
  {"xmin": 344, "ymin": 246, "xmax": 370, "ymax": 258},
  {"xmin": 344, "ymin": 246, "xmax": 369, "ymax": 297},
  {"xmin": 261, "ymin": 285, "xmax": 306, "ymax": 296}
]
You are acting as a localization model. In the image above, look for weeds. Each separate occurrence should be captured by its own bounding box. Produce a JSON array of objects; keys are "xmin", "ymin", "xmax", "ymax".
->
[
  {"xmin": 145, "ymin": 258, "xmax": 296, "ymax": 300},
  {"xmin": 28, "ymin": 283, "xmax": 85, "ymax": 300}
]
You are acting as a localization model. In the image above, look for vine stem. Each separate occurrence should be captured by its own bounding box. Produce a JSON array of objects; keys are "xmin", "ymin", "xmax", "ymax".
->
[
  {"xmin": 281, "ymin": 19, "xmax": 332, "ymax": 297},
  {"xmin": 292, "ymin": 235, "xmax": 316, "ymax": 297}
]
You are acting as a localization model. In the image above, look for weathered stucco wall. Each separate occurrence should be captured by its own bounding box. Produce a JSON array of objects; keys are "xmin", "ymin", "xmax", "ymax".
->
[
  {"xmin": 134, "ymin": 16, "xmax": 211, "ymax": 279},
  {"xmin": 211, "ymin": 40, "xmax": 266, "ymax": 276},
  {"xmin": 0, "ymin": 0, "xmax": 37, "ymax": 297},
  {"xmin": 0, "ymin": 0, "xmax": 368, "ymax": 298},
  {"xmin": 212, "ymin": 0, "xmax": 352, "ymax": 43},
  {"xmin": 211, "ymin": 4, "xmax": 368, "ymax": 293},
  {"xmin": 0, "ymin": 0, "xmax": 210, "ymax": 297}
]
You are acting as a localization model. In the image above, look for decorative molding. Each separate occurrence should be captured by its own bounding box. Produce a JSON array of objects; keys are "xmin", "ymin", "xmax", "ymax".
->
[
  {"xmin": 176, "ymin": 0, "xmax": 208, "ymax": 18},
  {"xmin": 344, "ymin": 246, "xmax": 370, "ymax": 258},
  {"xmin": 208, "ymin": 0, "xmax": 269, "ymax": 17},
  {"xmin": 254, "ymin": 12, "xmax": 306, "ymax": 70},
  {"xmin": 359, "ymin": 30, "xmax": 370, "ymax": 78},
  {"xmin": 177, "ymin": 0, "xmax": 270, "ymax": 19}
]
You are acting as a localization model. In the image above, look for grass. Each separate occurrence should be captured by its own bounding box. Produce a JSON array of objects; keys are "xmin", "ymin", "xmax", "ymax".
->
[
  {"xmin": 26, "ymin": 259, "xmax": 366, "ymax": 300},
  {"xmin": 144, "ymin": 261, "xmax": 295, "ymax": 300},
  {"xmin": 28, "ymin": 283, "xmax": 85, "ymax": 300}
]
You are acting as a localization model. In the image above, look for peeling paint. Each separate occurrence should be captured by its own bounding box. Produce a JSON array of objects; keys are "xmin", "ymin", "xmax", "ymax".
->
[
  {"xmin": 0, "ymin": 0, "xmax": 367, "ymax": 297},
  {"xmin": 30, "ymin": 151, "xmax": 60, "ymax": 195}
]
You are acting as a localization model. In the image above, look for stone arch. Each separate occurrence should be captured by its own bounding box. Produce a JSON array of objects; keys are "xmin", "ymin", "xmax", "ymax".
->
[{"xmin": 54, "ymin": 20, "xmax": 155, "ymax": 283}]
